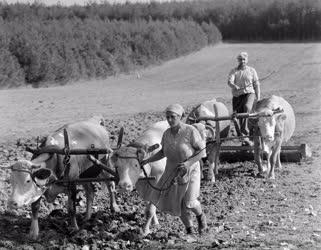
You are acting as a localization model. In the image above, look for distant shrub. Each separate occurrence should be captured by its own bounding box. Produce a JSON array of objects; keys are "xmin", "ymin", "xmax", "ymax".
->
[
  {"xmin": 0, "ymin": 14, "xmax": 221, "ymax": 88},
  {"xmin": 0, "ymin": 24, "xmax": 24, "ymax": 88}
]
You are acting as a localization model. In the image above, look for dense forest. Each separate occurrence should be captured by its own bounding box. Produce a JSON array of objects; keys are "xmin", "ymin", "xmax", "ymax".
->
[{"xmin": 0, "ymin": 0, "xmax": 320, "ymax": 88}]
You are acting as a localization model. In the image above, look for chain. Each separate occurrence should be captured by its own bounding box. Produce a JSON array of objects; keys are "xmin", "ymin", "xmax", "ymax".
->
[{"xmin": 63, "ymin": 144, "xmax": 71, "ymax": 177}]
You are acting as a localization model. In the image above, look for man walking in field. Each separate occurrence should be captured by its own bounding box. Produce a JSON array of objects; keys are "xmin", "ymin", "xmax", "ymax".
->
[{"xmin": 227, "ymin": 52, "xmax": 261, "ymax": 146}]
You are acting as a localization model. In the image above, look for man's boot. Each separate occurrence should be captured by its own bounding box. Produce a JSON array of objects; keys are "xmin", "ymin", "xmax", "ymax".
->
[{"xmin": 196, "ymin": 213, "xmax": 207, "ymax": 234}]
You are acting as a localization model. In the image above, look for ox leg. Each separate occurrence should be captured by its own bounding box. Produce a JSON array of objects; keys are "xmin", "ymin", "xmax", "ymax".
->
[
  {"xmin": 84, "ymin": 183, "xmax": 95, "ymax": 220},
  {"xmin": 214, "ymin": 143, "xmax": 221, "ymax": 177},
  {"xmin": 269, "ymin": 152, "xmax": 277, "ymax": 180},
  {"xmin": 151, "ymin": 204, "xmax": 159, "ymax": 226},
  {"xmin": 269, "ymin": 144, "xmax": 281, "ymax": 179},
  {"xmin": 276, "ymin": 150, "xmax": 282, "ymax": 169},
  {"xmin": 68, "ymin": 184, "xmax": 79, "ymax": 231},
  {"xmin": 275, "ymin": 139, "xmax": 282, "ymax": 170},
  {"xmin": 142, "ymin": 203, "xmax": 157, "ymax": 236},
  {"xmin": 29, "ymin": 198, "xmax": 41, "ymax": 240},
  {"xmin": 254, "ymin": 135, "xmax": 264, "ymax": 176},
  {"xmin": 205, "ymin": 143, "xmax": 216, "ymax": 183},
  {"xmin": 253, "ymin": 129, "xmax": 265, "ymax": 177},
  {"xmin": 266, "ymin": 152, "xmax": 272, "ymax": 179},
  {"xmin": 107, "ymin": 181, "xmax": 120, "ymax": 213}
]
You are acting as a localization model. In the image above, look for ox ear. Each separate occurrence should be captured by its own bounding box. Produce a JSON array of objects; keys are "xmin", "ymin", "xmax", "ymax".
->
[
  {"xmin": 32, "ymin": 168, "xmax": 53, "ymax": 186},
  {"xmin": 31, "ymin": 162, "xmax": 46, "ymax": 169},
  {"xmin": 147, "ymin": 143, "xmax": 160, "ymax": 153},
  {"xmin": 31, "ymin": 153, "xmax": 51, "ymax": 165},
  {"xmin": 32, "ymin": 168, "xmax": 52, "ymax": 180},
  {"xmin": 277, "ymin": 114, "xmax": 287, "ymax": 121},
  {"xmin": 117, "ymin": 127, "xmax": 124, "ymax": 148},
  {"xmin": 137, "ymin": 148, "xmax": 147, "ymax": 162},
  {"xmin": 205, "ymin": 125, "xmax": 215, "ymax": 140}
]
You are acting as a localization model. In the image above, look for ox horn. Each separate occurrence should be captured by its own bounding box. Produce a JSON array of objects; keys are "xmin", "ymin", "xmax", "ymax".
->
[
  {"xmin": 26, "ymin": 146, "xmax": 37, "ymax": 154},
  {"xmin": 205, "ymin": 125, "xmax": 215, "ymax": 140},
  {"xmin": 147, "ymin": 143, "xmax": 160, "ymax": 153},
  {"xmin": 117, "ymin": 127, "xmax": 124, "ymax": 149},
  {"xmin": 31, "ymin": 153, "xmax": 51, "ymax": 165}
]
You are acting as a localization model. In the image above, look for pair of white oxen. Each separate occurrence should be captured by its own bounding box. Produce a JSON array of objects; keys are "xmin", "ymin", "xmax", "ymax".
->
[{"xmin": 8, "ymin": 95, "xmax": 295, "ymax": 239}]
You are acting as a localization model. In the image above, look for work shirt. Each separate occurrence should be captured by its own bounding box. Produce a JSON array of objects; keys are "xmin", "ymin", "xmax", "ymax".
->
[
  {"xmin": 228, "ymin": 66, "xmax": 259, "ymax": 97},
  {"xmin": 142, "ymin": 123, "xmax": 206, "ymax": 216}
]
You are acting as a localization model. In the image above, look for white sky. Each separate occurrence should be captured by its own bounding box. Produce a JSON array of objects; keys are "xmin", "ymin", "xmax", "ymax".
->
[{"xmin": 1, "ymin": 0, "xmax": 172, "ymax": 6}]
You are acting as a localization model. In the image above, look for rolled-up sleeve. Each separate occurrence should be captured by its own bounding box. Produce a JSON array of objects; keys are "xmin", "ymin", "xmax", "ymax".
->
[
  {"xmin": 190, "ymin": 127, "xmax": 206, "ymax": 158},
  {"xmin": 227, "ymin": 69, "xmax": 236, "ymax": 88},
  {"xmin": 252, "ymin": 68, "xmax": 260, "ymax": 87}
]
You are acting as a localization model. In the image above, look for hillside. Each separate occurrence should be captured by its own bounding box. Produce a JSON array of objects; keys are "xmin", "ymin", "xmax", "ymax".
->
[{"xmin": 0, "ymin": 43, "xmax": 320, "ymax": 145}]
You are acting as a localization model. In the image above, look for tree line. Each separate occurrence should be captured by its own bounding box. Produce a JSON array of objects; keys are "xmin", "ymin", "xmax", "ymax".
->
[
  {"xmin": 0, "ymin": 0, "xmax": 320, "ymax": 88},
  {"xmin": 0, "ymin": 17, "xmax": 221, "ymax": 88},
  {"xmin": 1, "ymin": 0, "xmax": 320, "ymax": 40}
]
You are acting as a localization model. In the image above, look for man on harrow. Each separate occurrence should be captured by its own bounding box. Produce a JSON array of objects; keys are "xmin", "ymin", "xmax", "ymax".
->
[{"xmin": 227, "ymin": 51, "xmax": 261, "ymax": 146}]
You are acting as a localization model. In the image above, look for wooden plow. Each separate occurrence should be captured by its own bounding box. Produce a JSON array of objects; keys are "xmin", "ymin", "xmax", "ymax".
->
[
  {"xmin": 26, "ymin": 128, "xmax": 155, "ymax": 185},
  {"xmin": 194, "ymin": 105, "xmax": 311, "ymax": 165}
]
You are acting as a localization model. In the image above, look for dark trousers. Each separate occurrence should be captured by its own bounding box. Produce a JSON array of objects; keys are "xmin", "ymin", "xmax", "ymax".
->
[{"xmin": 232, "ymin": 93, "xmax": 256, "ymax": 136}]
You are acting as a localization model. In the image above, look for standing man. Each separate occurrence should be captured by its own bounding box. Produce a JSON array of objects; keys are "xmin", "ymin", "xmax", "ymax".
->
[{"xmin": 227, "ymin": 52, "xmax": 260, "ymax": 146}]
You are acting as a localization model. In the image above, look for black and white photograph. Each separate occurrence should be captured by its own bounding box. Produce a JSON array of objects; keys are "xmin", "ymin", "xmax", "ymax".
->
[{"xmin": 0, "ymin": 0, "xmax": 320, "ymax": 249}]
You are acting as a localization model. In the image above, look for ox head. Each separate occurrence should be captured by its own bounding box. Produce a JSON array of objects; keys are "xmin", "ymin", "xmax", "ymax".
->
[
  {"xmin": 8, "ymin": 154, "xmax": 55, "ymax": 208},
  {"xmin": 256, "ymin": 110, "xmax": 287, "ymax": 150},
  {"xmin": 192, "ymin": 122, "xmax": 215, "ymax": 142},
  {"xmin": 186, "ymin": 104, "xmax": 213, "ymax": 124},
  {"xmin": 110, "ymin": 143, "xmax": 158, "ymax": 192}
]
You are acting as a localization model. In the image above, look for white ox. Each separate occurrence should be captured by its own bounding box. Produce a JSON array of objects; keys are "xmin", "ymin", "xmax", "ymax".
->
[
  {"xmin": 186, "ymin": 98, "xmax": 230, "ymax": 182},
  {"xmin": 253, "ymin": 95, "xmax": 295, "ymax": 179},
  {"xmin": 110, "ymin": 120, "xmax": 168, "ymax": 236},
  {"xmin": 8, "ymin": 116, "xmax": 119, "ymax": 239},
  {"xmin": 109, "ymin": 120, "xmax": 210, "ymax": 236}
]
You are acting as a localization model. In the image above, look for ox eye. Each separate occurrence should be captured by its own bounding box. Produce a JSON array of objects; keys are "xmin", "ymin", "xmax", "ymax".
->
[{"xmin": 26, "ymin": 180, "xmax": 31, "ymax": 183}]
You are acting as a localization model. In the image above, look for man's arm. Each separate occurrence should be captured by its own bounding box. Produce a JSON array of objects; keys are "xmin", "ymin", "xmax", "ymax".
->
[
  {"xmin": 254, "ymin": 82, "xmax": 260, "ymax": 100},
  {"xmin": 227, "ymin": 70, "xmax": 240, "ymax": 90},
  {"xmin": 252, "ymin": 68, "xmax": 260, "ymax": 100}
]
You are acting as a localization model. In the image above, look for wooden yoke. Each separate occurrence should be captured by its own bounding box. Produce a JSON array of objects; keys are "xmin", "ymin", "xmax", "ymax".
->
[{"xmin": 214, "ymin": 103, "xmax": 221, "ymax": 170}]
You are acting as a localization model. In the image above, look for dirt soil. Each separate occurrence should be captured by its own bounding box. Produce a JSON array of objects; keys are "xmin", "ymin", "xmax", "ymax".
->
[{"xmin": 0, "ymin": 43, "xmax": 320, "ymax": 250}]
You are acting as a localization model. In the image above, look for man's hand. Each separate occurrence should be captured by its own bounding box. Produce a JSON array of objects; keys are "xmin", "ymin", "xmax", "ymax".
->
[
  {"xmin": 177, "ymin": 162, "xmax": 188, "ymax": 177},
  {"xmin": 233, "ymin": 85, "xmax": 240, "ymax": 90}
]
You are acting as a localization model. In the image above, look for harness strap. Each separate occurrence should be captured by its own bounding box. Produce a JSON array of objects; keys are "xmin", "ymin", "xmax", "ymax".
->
[{"xmin": 11, "ymin": 168, "xmax": 51, "ymax": 190}]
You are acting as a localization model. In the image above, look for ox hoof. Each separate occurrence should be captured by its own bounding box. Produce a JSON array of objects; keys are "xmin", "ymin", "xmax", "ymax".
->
[
  {"xmin": 268, "ymin": 175, "xmax": 275, "ymax": 180},
  {"xmin": 206, "ymin": 177, "xmax": 216, "ymax": 183},
  {"xmin": 28, "ymin": 232, "xmax": 39, "ymax": 241},
  {"xmin": 111, "ymin": 204, "xmax": 120, "ymax": 213},
  {"xmin": 140, "ymin": 228, "xmax": 151, "ymax": 237},
  {"xmin": 204, "ymin": 178, "xmax": 215, "ymax": 183},
  {"xmin": 68, "ymin": 226, "xmax": 80, "ymax": 235},
  {"xmin": 256, "ymin": 173, "xmax": 265, "ymax": 179},
  {"xmin": 261, "ymin": 168, "xmax": 268, "ymax": 173},
  {"xmin": 204, "ymin": 172, "xmax": 216, "ymax": 183}
]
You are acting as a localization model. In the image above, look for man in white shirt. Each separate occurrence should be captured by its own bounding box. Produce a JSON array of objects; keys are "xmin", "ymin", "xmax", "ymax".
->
[{"xmin": 227, "ymin": 52, "xmax": 261, "ymax": 145}]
